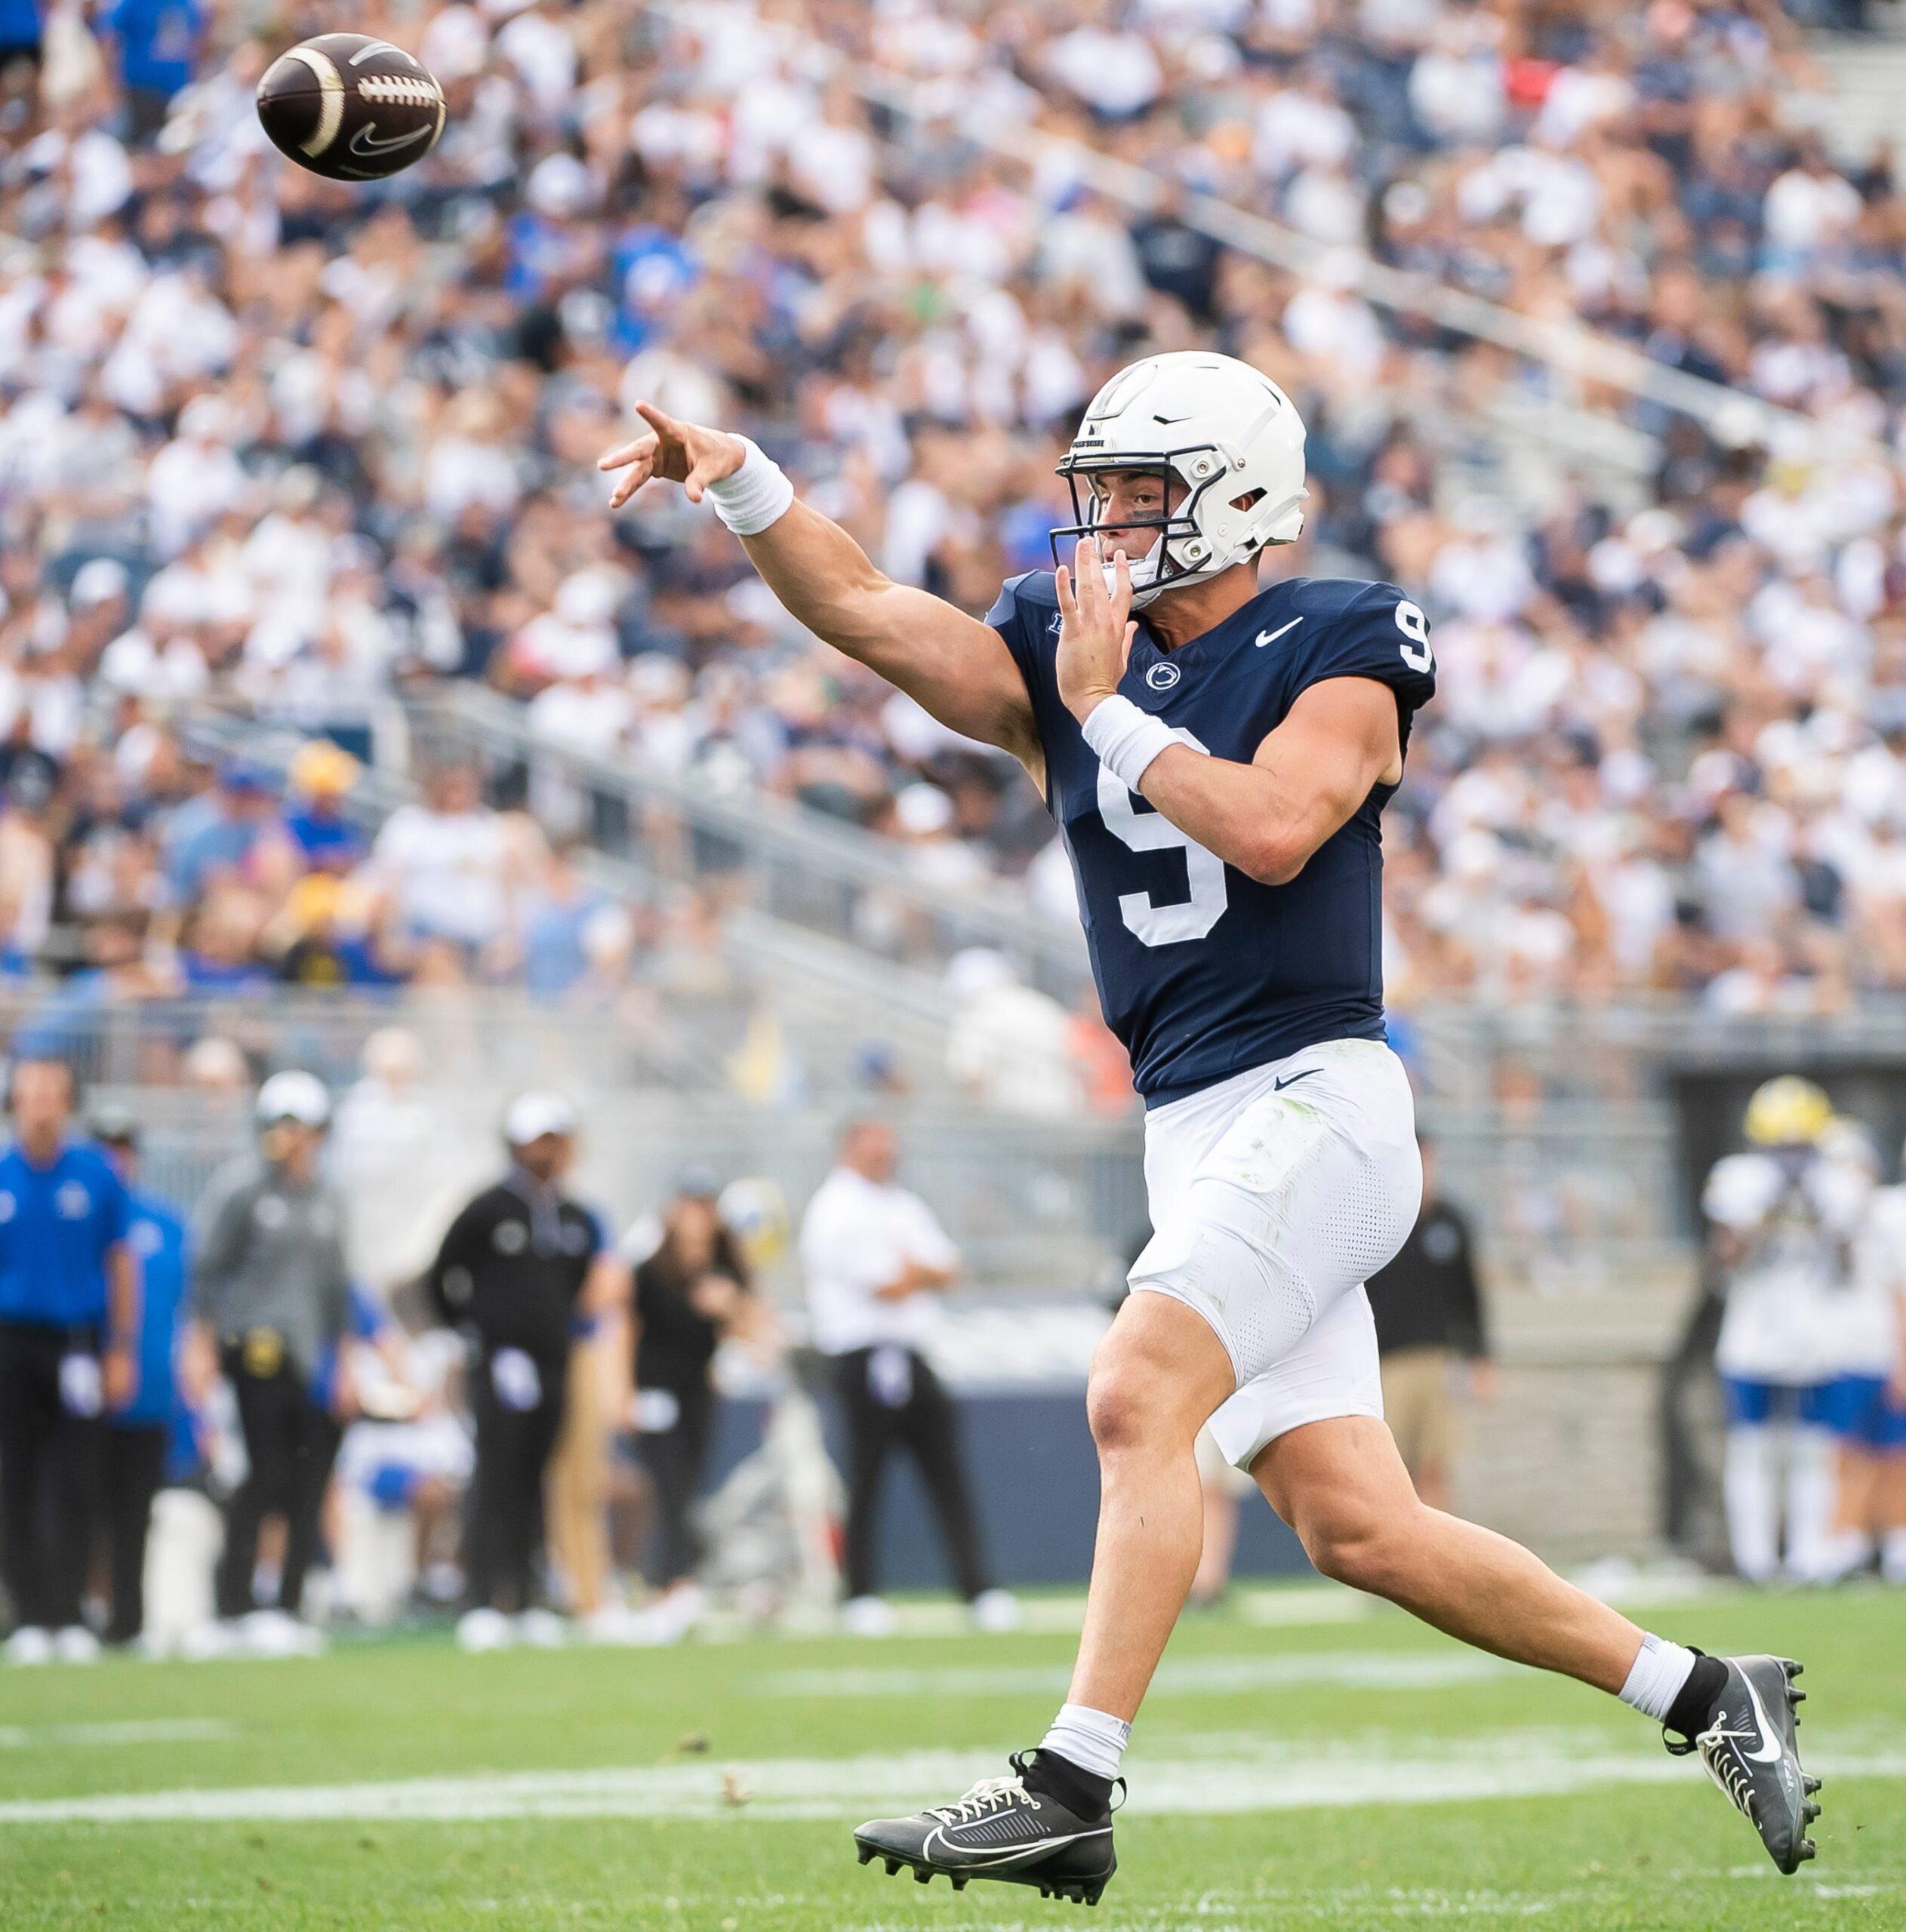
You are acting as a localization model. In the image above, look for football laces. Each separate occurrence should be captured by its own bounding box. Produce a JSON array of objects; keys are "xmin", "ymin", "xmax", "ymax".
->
[{"xmin": 358, "ymin": 74, "xmax": 442, "ymax": 108}]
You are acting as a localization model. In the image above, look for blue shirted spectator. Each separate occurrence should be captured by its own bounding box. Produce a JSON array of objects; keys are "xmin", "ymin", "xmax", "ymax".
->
[
  {"xmin": 93, "ymin": 1109, "xmax": 189, "ymax": 1644},
  {"xmin": 163, "ymin": 761, "xmax": 282, "ymax": 903},
  {"xmin": 0, "ymin": 1060, "xmax": 137, "ymax": 1658},
  {"xmin": 521, "ymin": 844, "xmax": 621, "ymax": 998},
  {"xmin": 106, "ymin": 0, "xmax": 202, "ymax": 143},
  {"xmin": 0, "ymin": 0, "xmax": 40, "ymax": 68}
]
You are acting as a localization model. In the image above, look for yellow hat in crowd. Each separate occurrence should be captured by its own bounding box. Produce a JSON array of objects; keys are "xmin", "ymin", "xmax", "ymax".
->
[
  {"xmin": 288, "ymin": 740, "xmax": 361, "ymax": 798},
  {"xmin": 1743, "ymin": 1075, "xmax": 1833, "ymax": 1149}
]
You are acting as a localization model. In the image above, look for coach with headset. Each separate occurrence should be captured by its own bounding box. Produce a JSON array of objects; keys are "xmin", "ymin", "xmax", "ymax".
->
[
  {"xmin": 0, "ymin": 1057, "xmax": 139, "ymax": 1663},
  {"xmin": 190, "ymin": 1070, "xmax": 353, "ymax": 1627}
]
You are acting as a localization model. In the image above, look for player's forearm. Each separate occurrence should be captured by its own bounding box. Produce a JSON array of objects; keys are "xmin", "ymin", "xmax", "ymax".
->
[
  {"xmin": 742, "ymin": 500, "xmax": 1037, "ymax": 761},
  {"xmin": 738, "ymin": 498, "xmax": 898, "ymax": 660},
  {"xmin": 1138, "ymin": 747, "xmax": 1332, "ymax": 886}
]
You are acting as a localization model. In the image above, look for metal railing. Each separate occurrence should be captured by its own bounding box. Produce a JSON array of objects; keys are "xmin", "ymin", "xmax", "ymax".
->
[
  {"xmin": 174, "ymin": 701, "xmax": 982, "ymax": 1092},
  {"xmin": 0, "ymin": 989, "xmax": 728, "ymax": 1097},
  {"xmin": 411, "ymin": 686, "xmax": 1092, "ymax": 1001},
  {"xmin": 11, "ymin": 979, "xmax": 1906, "ymax": 1296}
]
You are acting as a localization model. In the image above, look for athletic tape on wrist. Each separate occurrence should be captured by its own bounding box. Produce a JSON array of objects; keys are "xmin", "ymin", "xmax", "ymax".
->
[
  {"xmin": 705, "ymin": 438, "xmax": 795, "ymax": 536},
  {"xmin": 1081, "ymin": 694, "xmax": 1184, "ymax": 792}
]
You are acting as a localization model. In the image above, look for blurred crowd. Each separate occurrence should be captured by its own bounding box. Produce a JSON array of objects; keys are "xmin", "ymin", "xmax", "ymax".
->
[{"xmin": 1, "ymin": 0, "xmax": 1905, "ymax": 1021}]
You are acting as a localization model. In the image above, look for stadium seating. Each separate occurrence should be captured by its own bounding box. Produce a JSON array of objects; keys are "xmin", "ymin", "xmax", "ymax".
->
[{"xmin": 0, "ymin": 0, "xmax": 1901, "ymax": 1036}]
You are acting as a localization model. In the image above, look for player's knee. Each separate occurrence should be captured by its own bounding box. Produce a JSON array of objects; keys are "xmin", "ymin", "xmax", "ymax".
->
[
  {"xmin": 1296, "ymin": 1498, "xmax": 1421, "ymax": 1597},
  {"xmin": 1303, "ymin": 1522, "xmax": 1399, "ymax": 1595},
  {"xmin": 1085, "ymin": 1356, "xmax": 1157, "ymax": 1456}
]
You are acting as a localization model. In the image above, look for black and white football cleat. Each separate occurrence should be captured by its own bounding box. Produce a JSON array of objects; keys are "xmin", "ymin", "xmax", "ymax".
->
[
  {"xmin": 852, "ymin": 1751, "xmax": 1119, "ymax": 1906},
  {"xmin": 1667, "ymin": 1655, "xmax": 1821, "ymax": 1875}
]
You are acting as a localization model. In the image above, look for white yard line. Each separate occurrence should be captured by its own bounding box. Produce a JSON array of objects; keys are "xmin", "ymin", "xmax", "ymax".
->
[
  {"xmin": 5, "ymin": 1742, "xmax": 1903, "ymax": 1826},
  {"xmin": 0, "ymin": 1720, "xmax": 236, "ymax": 1750},
  {"xmin": 755, "ymin": 1652, "xmax": 1517, "ymax": 1700}
]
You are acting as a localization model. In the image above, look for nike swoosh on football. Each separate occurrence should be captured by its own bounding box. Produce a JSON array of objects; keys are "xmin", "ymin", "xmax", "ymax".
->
[
  {"xmin": 1273, "ymin": 1069, "xmax": 1321, "ymax": 1091},
  {"xmin": 1740, "ymin": 1672, "xmax": 1787, "ymax": 1765},
  {"xmin": 1255, "ymin": 617, "xmax": 1304, "ymax": 648},
  {"xmin": 350, "ymin": 121, "xmax": 431, "ymax": 155}
]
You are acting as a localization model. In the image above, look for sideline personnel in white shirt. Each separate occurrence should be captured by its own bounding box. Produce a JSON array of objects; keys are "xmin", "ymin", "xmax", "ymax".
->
[{"xmin": 800, "ymin": 1120, "xmax": 1018, "ymax": 1635}]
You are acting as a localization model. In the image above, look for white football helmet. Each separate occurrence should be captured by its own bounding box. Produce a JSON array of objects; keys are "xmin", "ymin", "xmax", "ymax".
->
[{"xmin": 1053, "ymin": 351, "xmax": 1307, "ymax": 608}]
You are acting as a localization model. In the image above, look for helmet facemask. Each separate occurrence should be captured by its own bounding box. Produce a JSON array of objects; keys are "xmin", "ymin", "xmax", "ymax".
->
[
  {"xmin": 1051, "ymin": 454, "xmax": 1213, "ymax": 609},
  {"xmin": 1052, "ymin": 447, "xmax": 1304, "ymax": 611},
  {"xmin": 1053, "ymin": 352, "xmax": 1310, "ymax": 610}
]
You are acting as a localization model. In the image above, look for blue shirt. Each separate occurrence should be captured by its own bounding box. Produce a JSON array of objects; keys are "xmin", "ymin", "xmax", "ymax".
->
[
  {"xmin": 522, "ymin": 889, "xmax": 609, "ymax": 997},
  {"xmin": 108, "ymin": 0, "xmax": 202, "ymax": 95},
  {"xmin": 115, "ymin": 1187, "xmax": 190, "ymax": 1427},
  {"xmin": 283, "ymin": 807, "xmax": 365, "ymax": 872},
  {"xmin": 0, "ymin": 1140, "xmax": 133, "ymax": 1329},
  {"xmin": 162, "ymin": 794, "xmax": 275, "ymax": 901},
  {"xmin": 0, "ymin": 0, "xmax": 39, "ymax": 48},
  {"xmin": 988, "ymin": 572, "xmax": 1436, "ymax": 1103}
]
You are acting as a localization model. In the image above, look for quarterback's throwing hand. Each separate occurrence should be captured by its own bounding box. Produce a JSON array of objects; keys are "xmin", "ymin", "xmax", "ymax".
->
[
  {"xmin": 1055, "ymin": 537, "xmax": 1137, "ymax": 724},
  {"xmin": 599, "ymin": 402, "xmax": 746, "ymax": 509}
]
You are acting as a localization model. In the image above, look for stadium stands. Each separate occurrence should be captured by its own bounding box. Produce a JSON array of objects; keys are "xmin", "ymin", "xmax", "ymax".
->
[{"xmin": 0, "ymin": 0, "xmax": 1902, "ymax": 1025}]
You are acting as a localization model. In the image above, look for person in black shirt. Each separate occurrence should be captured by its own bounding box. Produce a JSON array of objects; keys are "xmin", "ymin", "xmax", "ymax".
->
[
  {"xmin": 1129, "ymin": 181, "xmax": 1223, "ymax": 325},
  {"xmin": 1363, "ymin": 1136, "xmax": 1494, "ymax": 1513},
  {"xmin": 629, "ymin": 1171, "xmax": 757, "ymax": 1611},
  {"xmin": 427, "ymin": 1093, "xmax": 608, "ymax": 1639}
]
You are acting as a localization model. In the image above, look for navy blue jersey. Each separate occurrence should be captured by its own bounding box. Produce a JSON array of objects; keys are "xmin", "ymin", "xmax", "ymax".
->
[{"xmin": 989, "ymin": 573, "xmax": 1436, "ymax": 1103}]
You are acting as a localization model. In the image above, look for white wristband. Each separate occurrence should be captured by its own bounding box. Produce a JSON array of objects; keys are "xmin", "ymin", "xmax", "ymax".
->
[
  {"xmin": 1081, "ymin": 694, "xmax": 1182, "ymax": 793},
  {"xmin": 705, "ymin": 437, "xmax": 795, "ymax": 536}
]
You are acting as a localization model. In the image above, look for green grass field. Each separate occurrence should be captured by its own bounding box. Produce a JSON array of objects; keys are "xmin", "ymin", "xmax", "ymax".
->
[{"xmin": 2, "ymin": 1583, "xmax": 1901, "ymax": 1930}]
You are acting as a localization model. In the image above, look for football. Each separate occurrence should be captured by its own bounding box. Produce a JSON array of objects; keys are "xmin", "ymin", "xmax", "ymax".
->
[{"xmin": 255, "ymin": 33, "xmax": 445, "ymax": 182}]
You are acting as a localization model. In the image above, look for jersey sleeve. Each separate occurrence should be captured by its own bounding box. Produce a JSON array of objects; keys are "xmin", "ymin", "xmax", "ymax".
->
[
  {"xmin": 1288, "ymin": 580, "xmax": 1437, "ymax": 719},
  {"xmin": 984, "ymin": 572, "xmax": 1057, "ymax": 710}
]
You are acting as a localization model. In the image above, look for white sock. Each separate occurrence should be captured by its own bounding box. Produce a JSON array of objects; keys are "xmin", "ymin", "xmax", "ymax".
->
[
  {"xmin": 1882, "ymin": 1528, "xmax": 1906, "ymax": 1584},
  {"xmin": 1785, "ymin": 1427, "xmax": 1838, "ymax": 1582},
  {"xmin": 1820, "ymin": 1527, "xmax": 1874, "ymax": 1582},
  {"xmin": 1723, "ymin": 1426, "xmax": 1780, "ymax": 1583},
  {"xmin": 1617, "ymin": 1632, "xmax": 1699, "ymax": 1724},
  {"xmin": 1039, "ymin": 1703, "xmax": 1131, "ymax": 1781}
]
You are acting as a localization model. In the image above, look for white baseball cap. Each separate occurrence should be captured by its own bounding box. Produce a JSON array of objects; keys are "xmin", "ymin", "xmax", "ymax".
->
[
  {"xmin": 504, "ymin": 1091, "xmax": 577, "ymax": 1146},
  {"xmin": 256, "ymin": 1069, "xmax": 331, "ymax": 1128}
]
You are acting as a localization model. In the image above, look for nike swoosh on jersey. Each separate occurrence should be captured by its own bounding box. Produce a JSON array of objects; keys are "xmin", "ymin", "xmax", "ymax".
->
[
  {"xmin": 1273, "ymin": 1068, "xmax": 1321, "ymax": 1091},
  {"xmin": 1255, "ymin": 617, "xmax": 1304, "ymax": 648},
  {"xmin": 350, "ymin": 120, "xmax": 432, "ymax": 155},
  {"xmin": 1740, "ymin": 1672, "xmax": 1787, "ymax": 1764}
]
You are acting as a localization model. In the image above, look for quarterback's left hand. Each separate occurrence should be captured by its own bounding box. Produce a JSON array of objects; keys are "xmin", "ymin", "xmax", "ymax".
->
[{"xmin": 1056, "ymin": 537, "xmax": 1137, "ymax": 724}]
